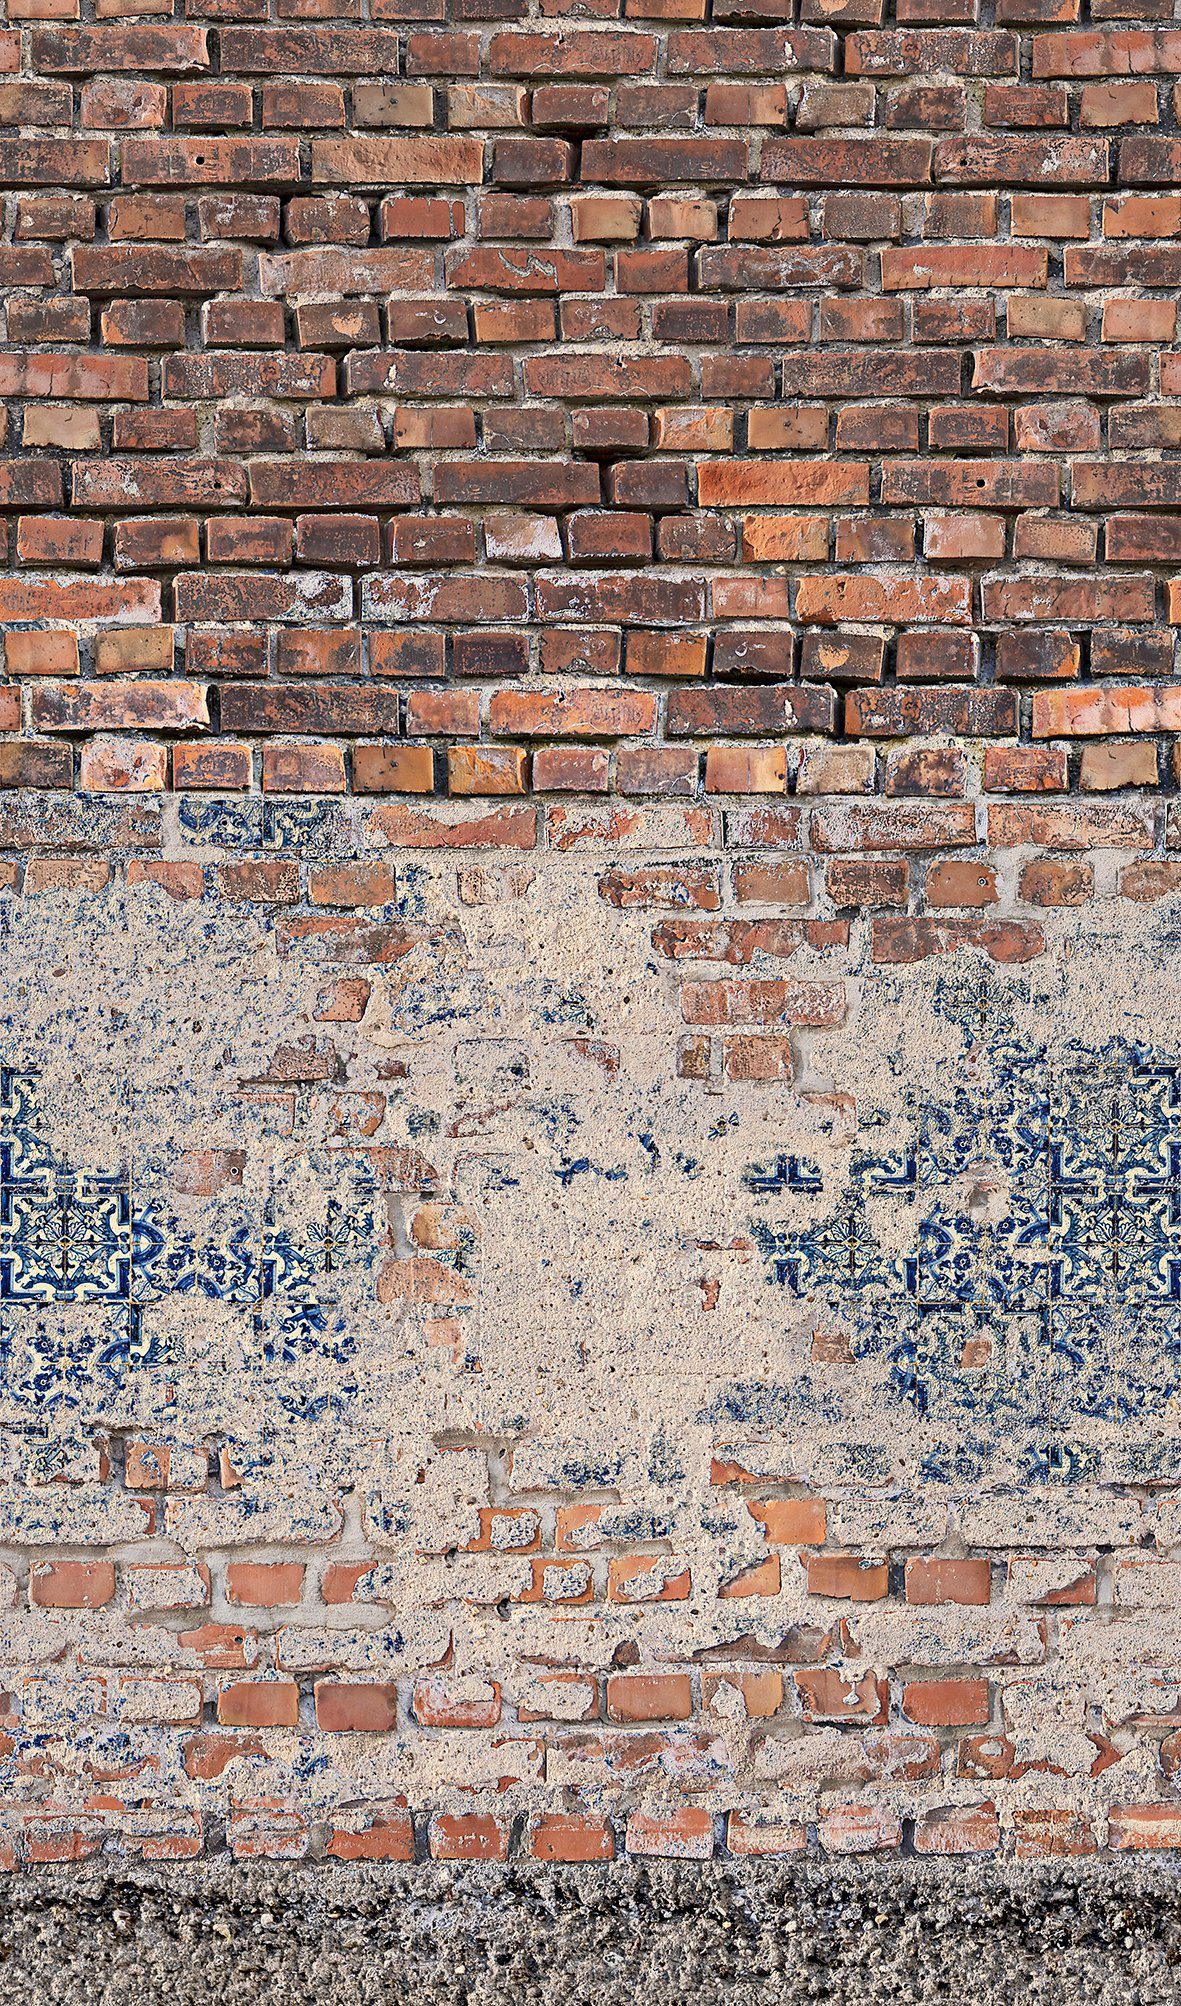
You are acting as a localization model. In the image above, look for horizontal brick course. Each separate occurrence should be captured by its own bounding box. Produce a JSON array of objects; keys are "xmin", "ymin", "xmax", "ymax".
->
[{"xmin": 0, "ymin": 12, "xmax": 1170, "ymax": 819}]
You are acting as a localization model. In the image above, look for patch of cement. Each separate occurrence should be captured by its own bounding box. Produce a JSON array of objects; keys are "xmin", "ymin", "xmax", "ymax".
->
[{"xmin": 3, "ymin": 1861, "xmax": 1181, "ymax": 2005}]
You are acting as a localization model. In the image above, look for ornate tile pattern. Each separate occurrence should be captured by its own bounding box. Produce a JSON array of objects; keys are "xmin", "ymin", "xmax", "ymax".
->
[
  {"xmin": 0, "ymin": 1067, "xmax": 379, "ymax": 1412},
  {"xmin": 747, "ymin": 975, "xmax": 1181, "ymax": 1436}
]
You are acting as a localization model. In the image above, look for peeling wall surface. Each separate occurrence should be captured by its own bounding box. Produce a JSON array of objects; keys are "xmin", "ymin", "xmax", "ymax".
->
[
  {"xmin": 7, "ymin": 0, "xmax": 1181, "ymax": 1880},
  {"xmin": 5, "ymin": 835, "xmax": 1181, "ymax": 1869}
]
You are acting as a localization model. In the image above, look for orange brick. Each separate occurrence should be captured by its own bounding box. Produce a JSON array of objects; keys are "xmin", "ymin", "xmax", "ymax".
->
[{"xmin": 902, "ymin": 1679, "xmax": 991, "ymax": 1727}]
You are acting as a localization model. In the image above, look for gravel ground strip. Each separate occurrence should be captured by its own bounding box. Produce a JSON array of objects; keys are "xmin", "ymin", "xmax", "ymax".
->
[{"xmin": 4, "ymin": 1860, "xmax": 1181, "ymax": 2005}]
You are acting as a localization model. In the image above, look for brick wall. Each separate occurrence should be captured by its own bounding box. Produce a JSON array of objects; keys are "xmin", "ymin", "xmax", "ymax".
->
[{"xmin": 3, "ymin": 0, "xmax": 1181, "ymax": 1872}]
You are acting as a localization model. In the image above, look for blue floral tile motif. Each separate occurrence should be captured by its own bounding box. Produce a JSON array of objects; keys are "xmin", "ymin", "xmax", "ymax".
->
[
  {"xmin": 0, "ymin": 1072, "xmax": 144, "ymax": 1316},
  {"xmin": 176, "ymin": 797, "xmax": 264, "ymax": 849},
  {"xmin": 0, "ymin": 1068, "xmax": 380, "ymax": 1413},
  {"xmin": 745, "ymin": 974, "xmax": 1181, "ymax": 1427},
  {"xmin": 261, "ymin": 799, "xmax": 355, "ymax": 855},
  {"xmin": 176, "ymin": 797, "xmax": 358, "ymax": 855}
]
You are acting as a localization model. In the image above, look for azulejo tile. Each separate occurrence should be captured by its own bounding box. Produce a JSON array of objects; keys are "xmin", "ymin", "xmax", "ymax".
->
[
  {"xmin": 745, "ymin": 975, "xmax": 1181, "ymax": 1433},
  {"xmin": 176, "ymin": 797, "xmax": 264, "ymax": 850},
  {"xmin": 0, "ymin": 1068, "xmax": 380, "ymax": 1414}
]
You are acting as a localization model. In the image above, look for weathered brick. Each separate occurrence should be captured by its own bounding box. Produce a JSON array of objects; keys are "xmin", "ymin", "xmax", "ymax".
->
[{"xmin": 1, "ymin": 0, "xmax": 1180, "ymax": 1881}]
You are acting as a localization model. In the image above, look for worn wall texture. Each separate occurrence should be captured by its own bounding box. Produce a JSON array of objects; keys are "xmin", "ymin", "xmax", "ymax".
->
[{"xmin": 6, "ymin": 0, "xmax": 1181, "ymax": 1879}]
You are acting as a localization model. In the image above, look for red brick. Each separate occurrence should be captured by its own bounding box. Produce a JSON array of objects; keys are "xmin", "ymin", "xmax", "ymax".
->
[
  {"xmin": 806, "ymin": 1554, "xmax": 889, "ymax": 1600},
  {"xmin": 819, "ymin": 1806, "xmax": 903, "ymax": 1854},
  {"xmin": 1109, "ymin": 1806, "xmax": 1181, "ymax": 1851},
  {"xmin": 607, "ymin": 1675, "xmax": 693, "ymax": 1721},
  {"xmin": 1022, "ymin": 860, "xmax": 1095, "ymax": 906},
  {"xmin": 429, "ymin": 1815, "xmax": 510, "ymax": 1862},
  {"xmin": 1013, "ymin": 1811, "xmax": 1099, "ymax": 1858},
  {"xmin": 914, "ymin": 1804, "xmax": 1000, "ymax": 1855},
  {"xmin": 326, "ymin": 1816, "xmax": 414, "ymax": 1863},
  {"xmin": 625, "ymin": 1808, "xmax": 714, "ymax": 1859},
  {"xmin": 925, "ymin": 862, "xmax": 999, "ymax": 908},
  {"xmin": 314, "ymin": 1684, "xmax": 399, "ymax": 1733},
  {"xmin": 795, "ymin": 1669, "xmax": 888, "ymax": 1723},
  {"xmin": 226, "ymin": 1564, "xmax": 305, "ymax": 1608},
  {"xmin": 261, "ymin": 745, "xmax": 347, "ymax": 794},
  {"xmin": 30, "ymin": 1562, "xmax": 115, "ymax": 1609},
  {"xmin": 902, "ymin": 1679, "xmax": 991, "ymax": 1726},
  {"xmin": 412, "ymin": 1679, "xmax": 501, "ymax": 1729},
  {"xmin": 873, "ymin": 918, "xmax": 1045, "ymax": 963},
  {"xmin": 530, "ymin": 1815, "xmax": 615, "ymax": 1862},
  {"xmin": 217, "ymin": 1682, "xmax": 301, "ymax": 1729},
  {"xmin": 905, "ymin": 1558, "xmax": 991, "ymax": 1605}
]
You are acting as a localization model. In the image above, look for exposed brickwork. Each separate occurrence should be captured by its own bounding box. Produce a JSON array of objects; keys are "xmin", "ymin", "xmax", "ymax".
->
[
  {"xmin": 5, "ymin": 0, "xmax": 1181, "ymax": 1877},
  {"xmin": 0, "ymin": 10, "xmax": 1179, "ymax": 805}
]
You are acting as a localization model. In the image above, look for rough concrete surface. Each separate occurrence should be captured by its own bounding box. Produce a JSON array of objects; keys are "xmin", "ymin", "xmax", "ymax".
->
[{"xmin": 4, "ymin": 1862, "xmax": 1181, "ymax": 2006}]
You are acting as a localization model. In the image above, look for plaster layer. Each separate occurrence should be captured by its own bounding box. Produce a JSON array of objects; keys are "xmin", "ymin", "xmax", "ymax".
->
[{"xmin": 1, "ymin": 834, "xmax": 1180, "ymax": 1866}]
